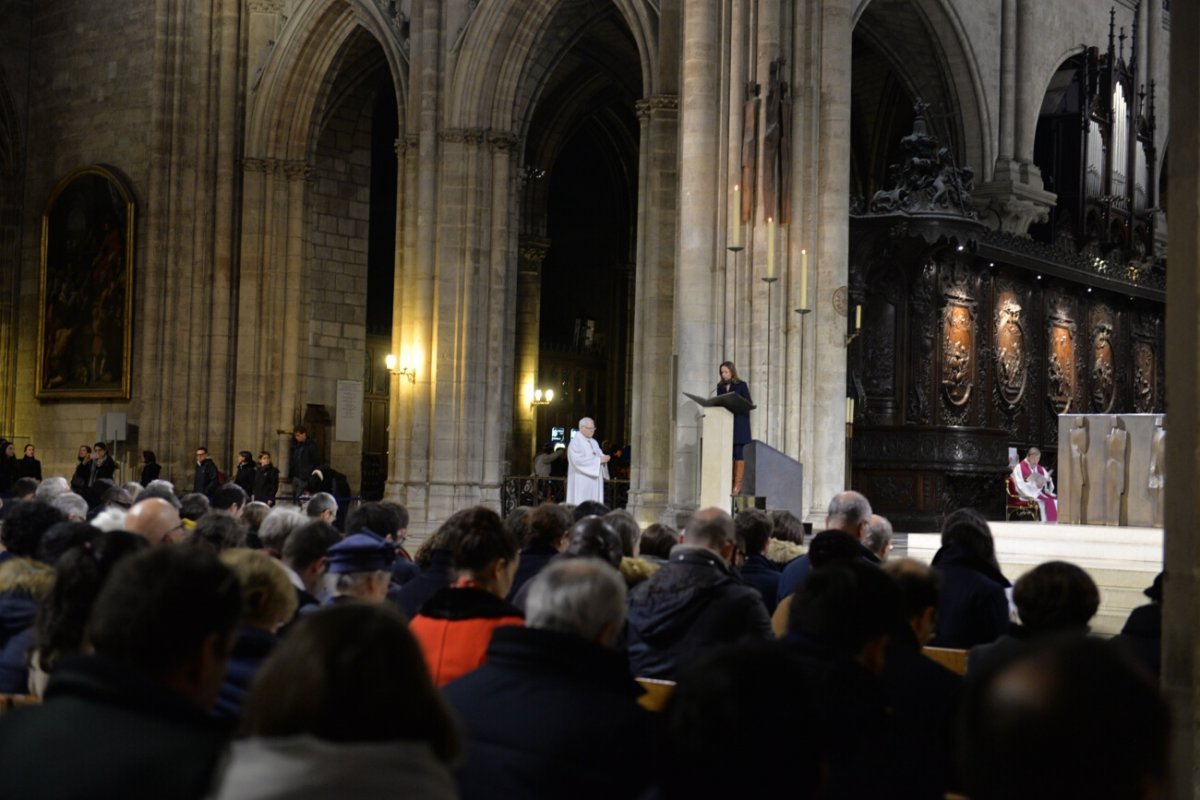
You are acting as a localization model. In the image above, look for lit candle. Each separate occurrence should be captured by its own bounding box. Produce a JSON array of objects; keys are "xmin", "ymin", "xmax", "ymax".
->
[
  {"xmin": 799, "ymin": 249, "xmax": 809, "ymax": 310},
  {"xmin": 855, "ymin": 304, "xmax": 862, "ymax": 330},
  {"xmin": 767, "ymin": 217, "xmax": 775, "ymax": 279},
  {"xmin": 846, "ymin": 396, "xmax": 855, "ymax": 423},
  {"xmin": 731, "ymin": 185, "xmax": 741, "ymax": 248}
]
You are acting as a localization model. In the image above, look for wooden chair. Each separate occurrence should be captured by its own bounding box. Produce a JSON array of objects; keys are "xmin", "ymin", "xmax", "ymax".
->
[
  {"xmin": 1004, "ymin": 474, "xmax": 1041, "ymax": 521},
  {"xmin": 922, "ymin": 646, "xmax": 969, "ymax": 676},
  {"xmin": 635, "ymin": 677, "xmax": 676, "ymax": 712},
  {"xmin": 0, "ymin": 694, "xmax": 39, "ymax": 712}
]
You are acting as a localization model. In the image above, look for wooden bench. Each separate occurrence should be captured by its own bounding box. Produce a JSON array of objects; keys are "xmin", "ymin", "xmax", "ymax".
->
[
  {"xmin": 635, "ymin": 677, "xmax": 676, "ymax": 711},
  {"xmin": 0, "ymin": 694, "xmax": 39, "ymax": 712},
  {"xmin": 922, "ymin": 646, "xmax": 969, "ymax": 676}
]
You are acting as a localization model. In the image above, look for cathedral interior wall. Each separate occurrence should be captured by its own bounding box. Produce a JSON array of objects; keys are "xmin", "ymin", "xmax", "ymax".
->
[{"xmin": 12, "ymin": 0, "xmax": 155, "ymax": 480}]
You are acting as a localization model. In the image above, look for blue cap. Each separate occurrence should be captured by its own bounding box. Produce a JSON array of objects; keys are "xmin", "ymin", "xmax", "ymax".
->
[{"xmin": 326, "ymin": 531, "xmax": 397, "ymax": 574}]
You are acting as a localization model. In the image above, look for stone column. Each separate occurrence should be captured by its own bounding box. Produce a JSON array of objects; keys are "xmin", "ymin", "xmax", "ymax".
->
[
  {"xmin": 798, "ymin": 0, "xmax": 853, "ymax": 524},
  {"xmin": 667, "ymin": 0, "xmax": 721, "ymax": 524},
  {"xmin": 514, "ymin": 236, "xmax": 550, "ymax": 475},
  {"xmin": 1164, "ymin": 5, "xmax": 1200, "ymax": 798},
  {"xmin": 627, "ymin": 94, "xmax": 679, "ymax": 526},
  {"xmin": 973, "ymin": 0, "xmax": 1055, "ymax": 234}
]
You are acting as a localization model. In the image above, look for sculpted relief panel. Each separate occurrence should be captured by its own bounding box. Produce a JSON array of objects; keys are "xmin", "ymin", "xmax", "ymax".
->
[
  {"xmin": 1047, "ymin": 307, "xmax": 1076, "ymax": 414},
  {"xmin": 1090, "ymin": 306, "xmax": 1116, "ymax": 413},
  {"xmin": 995, "ymin": 294, "xmax": 1026, "ymax": 409}
]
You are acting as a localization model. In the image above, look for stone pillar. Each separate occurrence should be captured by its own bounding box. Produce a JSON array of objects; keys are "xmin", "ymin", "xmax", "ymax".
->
[
  {"xmin": 514, "ymin": 236, "xmax": 549, "ymax": 475},
  {"xmin": 627, "ymin": 94, "xmax": 679, "ymax": 526},
  {"xmin": 1164, "ymin": 5, "xmax": 1200, "ymax": 798},
  {"xmin": 667, "ymin": 0, "xmax": 722, "ymax": 524},
  {"xmin": 997, "ymin": 0, "xmax": 1016, "ymax": 169},
  {"xmin": 801, "ymin": 0, "xmax": 853, "ymax": 522}
]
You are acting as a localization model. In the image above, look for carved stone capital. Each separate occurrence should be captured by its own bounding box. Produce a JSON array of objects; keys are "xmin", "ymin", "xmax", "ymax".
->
[
  {"xmin": 247, "ymin": 0, "xmax": 285, "ymax": 12},
  {"xmin": 439, "ymin": 127, "xmax": 487, "ymax": 145},
  {"xmin": 282, "ymin": 160, "xmax": 312, "ymax": 181},
  {"xmin": 243, "ymin": 157, "xmax": 275, "ymax": 174},
  {"xmin": 488, "ymin": 132, "xmax": 521, "ymax": 153},
  {"xmin": 518, "ymin": 237, "xmax": 552, "ymax": 272},
  {"xmin": 635, "ymin": 94, "xmax": 679, "ymax": 124},
  {"xmin": 972, "ymin": 166, "xmax": 1057, "ymax": 236}
]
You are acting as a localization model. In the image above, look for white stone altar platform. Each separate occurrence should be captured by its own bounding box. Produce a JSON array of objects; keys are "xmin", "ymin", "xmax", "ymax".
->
[{"xmin": 904, "ymin": 521, "xmax": 1162, "ymax": 637}]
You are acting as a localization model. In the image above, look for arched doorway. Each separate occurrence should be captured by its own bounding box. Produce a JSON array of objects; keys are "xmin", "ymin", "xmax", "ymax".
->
[{"xmin": 510, "ymin": 4, "xmax": 643, "ymax": 490}]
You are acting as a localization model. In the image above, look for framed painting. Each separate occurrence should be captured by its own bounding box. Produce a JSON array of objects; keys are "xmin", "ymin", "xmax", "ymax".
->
[{"xmin": 36, "ymin": 165, "xmax": 135, "ymax": 400}]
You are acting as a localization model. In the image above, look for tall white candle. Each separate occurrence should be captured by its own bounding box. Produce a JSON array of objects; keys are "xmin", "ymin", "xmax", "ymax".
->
[
  {"xmin": 767, "ymin": 217, "xmax": 776, "ymax": 279},
  {"xmin": 855, "ymin": 304, "xmax": 862, "ymax": 330},
  {"xmin": 731, "ymin": 185, "xmax": 741, "ymax": 248},
  {"xmin": 800, "ymin": 248, "xmax": 809, "ymax": 309}
]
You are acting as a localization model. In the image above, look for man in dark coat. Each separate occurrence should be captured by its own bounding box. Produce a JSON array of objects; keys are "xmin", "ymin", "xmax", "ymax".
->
[
  {"xmin": 626, "ymin": 507, "xmax": 772, "ymax": 679},
  {"xmin": 194, "ymin": 446, "xmax": 220, "ymax": 498},
  {"xmin": 18, "ymin": 444, "xmax": 42, "ymax": 481},
  {"xmin": 233, "ymin": 451, "xmax": 256, "ymax": 497},
  {"xmin": 0, "ymin": 547, "xmax": 242, "ymax": 800},
  {"xmin": 444, "ymin": 559, "xmax": 655, "ymax": 800},
  {"xmin": 735, "ymin": 508, "xmax": 782, "ymax": 613},
  {"xmin": 288, "ymin": 426, "xmax": 318, "ymax": 501},
  {"xmin": 778, "ymin": 491, "xmax": 876, "ymax": 600},
  {"xmin": 881, "ymin": 559, "xmax": 964, "ymax": 800},
  {"xmin": 252, "ymin": 451, "xmax": 280, "ymax": 505}
]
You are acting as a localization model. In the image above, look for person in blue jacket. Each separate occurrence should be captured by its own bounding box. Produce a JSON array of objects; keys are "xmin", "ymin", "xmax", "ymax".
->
[{"xmin": 716, "ymin": 361, "xmax": 752, "ymax": 495}]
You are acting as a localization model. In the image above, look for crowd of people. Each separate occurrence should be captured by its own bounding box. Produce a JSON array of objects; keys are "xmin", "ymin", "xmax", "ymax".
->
[{"xmin": 0, "ymin": 459, "xmax": 1171, "ymax": 798}]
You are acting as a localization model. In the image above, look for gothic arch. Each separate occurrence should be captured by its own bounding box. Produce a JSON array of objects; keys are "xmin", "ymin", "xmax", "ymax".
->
[
  {"xmin": 246, "ymin": 0, "xmax": 407, "ymax": 161},
  {"xmin": 852, "ymin": 0, "xmax": 991, "ymax": 178},
  {"xmin": 446, "ymin": 0, "xmax": 657, "ymax": 138}
]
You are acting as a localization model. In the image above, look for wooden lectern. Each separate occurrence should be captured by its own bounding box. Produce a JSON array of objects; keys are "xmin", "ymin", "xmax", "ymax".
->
[{"xmin": 684, "ymin": 392, "xmax": 756, "ymax": 508}]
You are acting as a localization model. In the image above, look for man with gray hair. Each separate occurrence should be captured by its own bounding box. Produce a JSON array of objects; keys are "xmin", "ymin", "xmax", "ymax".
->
[
  {"xmin": 304, "ymin": 492, "xmax": 337, "ymax": 525},
  {"xmin": 864, "ymin": 514, "xmax": 894, "ymax": 562},
  {"xmin": 626, "ymin": 507, "xmax": 772, "ymax": 679},
  {"xmin": 443, "ymin": 558, "xmax": 654, "ymax": 799},
  {"xmin": 50, "ymin": 492, "xmax": 89, "ymax": 522},
  {"xmin": 777, "ymin": 490, "xmax": 878, "ymax": 603},
  {"xmin": 33, "ymin": 477, "xmax": 70, "ymax": 503},
  {"xmin": 566, "ymin": 416, "xmax": 609, "ymax": 505}
]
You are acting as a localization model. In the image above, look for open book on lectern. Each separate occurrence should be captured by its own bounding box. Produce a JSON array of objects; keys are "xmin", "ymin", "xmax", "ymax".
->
[{"xmin": 683, "ymin": 392, "xmax": 756, "ymax": 415}]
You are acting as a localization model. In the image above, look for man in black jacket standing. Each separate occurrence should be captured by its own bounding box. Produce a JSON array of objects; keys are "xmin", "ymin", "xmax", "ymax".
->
[
  {"xmin": 288, "ymin": 426, "xmax": 317, "ymax": 502},
  {"xmin": 194, "ymin": 446, "xmax": 219, "ymax": 498},
  {"xmin": 626, "ymin": 507, "xmax": 772, "ymax": 679}
]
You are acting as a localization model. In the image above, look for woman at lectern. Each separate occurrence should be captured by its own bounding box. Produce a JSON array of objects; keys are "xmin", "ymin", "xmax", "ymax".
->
[{"xmin": 716, "ymin": 361, "xmax": 752, "ymax": 495}]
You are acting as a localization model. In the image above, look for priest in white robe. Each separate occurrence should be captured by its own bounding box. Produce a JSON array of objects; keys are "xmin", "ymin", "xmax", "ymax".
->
[
  {"xmin": 566, "ymin": 417, "xmax": 610, "ymax": 505},
  {"xmin": 1012, "ymin": 446, "xmax": 1058, "ymax": 523}
]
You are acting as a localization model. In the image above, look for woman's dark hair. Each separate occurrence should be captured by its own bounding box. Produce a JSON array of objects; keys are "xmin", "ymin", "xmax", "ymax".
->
[
  {"xmin": 239, "ymin": 450, "xmax": 254, "ymax": 463},
  {"xmin": 1012, "ymin": 561, "xmax": 1100, "ymax": 633},
  {"xmin": 442, "ymin": 506, "xmax": 518, "ymax": 573},
  {"xmin": 564, "ymin": 517, "xmax": 623, "ymax": 568},
  {"xmin": 769, "ymin": 509, "xmax": 806, "ymax": 544},
  {"xmin": 32, "ymin": 531, "xmax": 149, "ymax": 675},
  {"xmin": 526, "ymin": 503, "xmax": 572, "ymax": 549},
  {"xmin": 638, "ymin": 524, "xmax": 677, "ymax": 559},
  {"xmin": 941, "ymin": 508, "xmax": 1000, "ymax": 571},
  {"xmin": 719, "ymin": 360, "xmax": 742, "ymax": 383},
  {"xmin": 36, "ymin": 521, "xmax": 99, "ymax": 566},
  {"xmin": 241, "ymin": 603, "xmax": 461, "ymax": 761},
  {"xmin": 142, "ymin": 450, "xmax": 157, "ymax": 464},
  {"xmin": 1, "ymin": 502, "xmax": 65, "ymax": 558},
  {"xmin": 604, "ymin": 509, "xmax": 641, "ymax": 558}
]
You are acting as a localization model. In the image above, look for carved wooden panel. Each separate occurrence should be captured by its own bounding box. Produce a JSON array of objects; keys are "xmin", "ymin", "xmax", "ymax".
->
[
  {"xmin": 1089, "ymin": 304, "xmax": 1116, "ymax": 413},
  {"xmin": 1047, "ymin": 304, "xmax": 1076, "ymax": 414},
  {"xmin": 995, "ymin": 291, "xmax": 1027, "ymax": 409},
  {"xmin": 1133, "ymin": 340, "xmax": 1156, "ymax": 412}
]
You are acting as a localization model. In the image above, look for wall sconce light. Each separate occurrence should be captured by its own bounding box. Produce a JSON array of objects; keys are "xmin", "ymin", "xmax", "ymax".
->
[
  {"xmin": 386, "ymin": 353, "xmax": 416, "ymax": 383},
  {"xmin": 531, "ymin": 388, "xmax": 554, "ymax": 407}
]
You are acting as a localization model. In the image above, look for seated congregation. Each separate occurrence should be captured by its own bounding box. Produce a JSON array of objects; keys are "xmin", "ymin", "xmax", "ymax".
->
[{"xmin": 0, "ymin": 476, "xmax": 1170, "ymax": 799}]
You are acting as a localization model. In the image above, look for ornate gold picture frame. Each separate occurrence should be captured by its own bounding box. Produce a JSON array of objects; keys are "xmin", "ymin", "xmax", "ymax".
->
[{"xmin": 36, "ymin": 165, "xmax": 135, "ymax": 400}]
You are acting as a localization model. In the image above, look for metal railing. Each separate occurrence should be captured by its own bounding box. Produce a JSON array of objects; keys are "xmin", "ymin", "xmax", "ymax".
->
[{"xmin": 501, "ymin": 476, "xmax": 629, "ymax": 515}]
